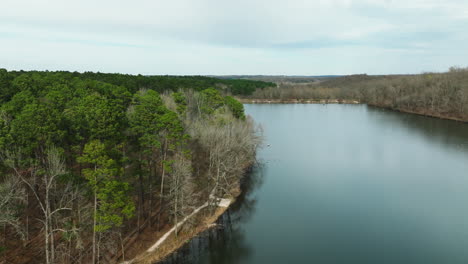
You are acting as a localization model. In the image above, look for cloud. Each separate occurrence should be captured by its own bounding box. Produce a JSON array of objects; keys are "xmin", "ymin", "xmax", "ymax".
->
[{"xmin": 1, "ymin": 0, "xmax": 467, "ymax": 74}]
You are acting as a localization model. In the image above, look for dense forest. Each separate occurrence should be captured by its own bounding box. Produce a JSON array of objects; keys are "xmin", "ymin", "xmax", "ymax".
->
[
  {"xmin": 0, "ymin": 69, "xmax": 267, "ymax": 263},
  {"xmin": 245, "ymin": 67, "xmax": 468, "ymax": 121}
]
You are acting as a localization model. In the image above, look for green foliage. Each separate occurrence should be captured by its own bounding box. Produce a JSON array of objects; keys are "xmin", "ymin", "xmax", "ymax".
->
[
  {"xmin": 226, "ymin": 79, "xmax": 276, "ymax": 95},
  {"xmin": 128, "ymin": 90, "xmax": 189, "ymax": 153},
  {"xmin": 95, "ymin": 179, "xmax": 134, "ymax": 231},
  {"xmin": 11, "ymin": 74, "xmax": 37, "ymax": 94},
  {"xmin": 128, "ymin": 90, "xmax": 166, "ymax": 149},
  {"xmin": 224, "ymin": 96, "xmax": 245, "ymax": 120},
  {"xmin": 158, "ymin": 110, "xmax": 188, "ymax": 149},
  {"xmin": 1, "ymin": 90, "xmax": 35, "ymax": 116},
  {"xmin": 0, "ymin": 111, "xmax": 10, "ymax": 149},
  {"xmin": 65, "ymin": 93, "xmax": 125, "ymax": 143},
  {"xmin": 78, "ymin": 140, "xmax": 135, "ymax": 232},
  {"xmin": 77, "ymin": 140, "xmax": 113, "ymax": 169},
  {"xmin": 78, "ymin": 72, "xmax": 274, "ymax": 95},
  {"xmin": 200, "ymin": 88, "xmax": 224, "ymax": 115},
  {"xmin": 0, "ymin": 68, "xmax": 14, "ymax": 103},
  {"xmin": 0, "ymin": 69, "xmax": 261, "ymax": 259},
  {"xmin": 172, "ymin": 92, "xmax": 187, "ymax": 113},
  {"xmin": 9, "ymin": 101, "xmax": 65, "ymax": 153}
]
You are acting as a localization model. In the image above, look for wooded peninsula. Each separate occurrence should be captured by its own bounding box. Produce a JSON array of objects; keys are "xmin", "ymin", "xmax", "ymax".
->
[{"xmin": 0, "ymin": 70, "xmax": 273, "ymax": 263}]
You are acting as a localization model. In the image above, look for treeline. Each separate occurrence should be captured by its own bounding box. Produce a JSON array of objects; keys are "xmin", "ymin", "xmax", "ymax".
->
[
  {"xmin": 330, "ymin": 68, "xmax": 468, "ymax": 121},
  {"xmin": 247, "ymin": 82, "xmax": 348, "ymax": 100},
  {"xmin": 245, "ymin": 68, "xmax": 468, "ymax": 121},
  {"xmin": 0, "ymin": 70, "xmax": 275, "ymax": 102},
  {"xmin": 80, "ymin": 72, "xmax": 275, "ymax": 96},
  {"xmin": 0, "ymin": 70, "xmax": 262, "ymax": 263}
]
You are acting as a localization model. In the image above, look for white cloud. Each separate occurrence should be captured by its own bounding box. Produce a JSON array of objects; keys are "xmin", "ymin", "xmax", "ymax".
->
[{"xmin": 1, "ymin": 0, "xmax": 468, "ymax": 74}]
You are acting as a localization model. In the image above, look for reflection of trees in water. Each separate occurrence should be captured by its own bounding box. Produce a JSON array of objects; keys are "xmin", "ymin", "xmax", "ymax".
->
[
  {"xmin": 229, "ymin": 164, "xmax": 265, "ymax": 224},
  {"xmin": 199, "ymin": 220, "xmax": 251, "ymax": 264},
  {"xmin": 366, "ymin": 106, "xmax": 468, "ymax": 151},
  {"xmin": 159, "ymin": 164, "xmax": 266, "ymax": 264}
]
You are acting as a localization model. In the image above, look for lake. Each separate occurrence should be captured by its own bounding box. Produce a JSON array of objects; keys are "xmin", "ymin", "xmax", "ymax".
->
[{"xmin": 164, "ymin": 104, "xmax": 468, "ymax": 264}]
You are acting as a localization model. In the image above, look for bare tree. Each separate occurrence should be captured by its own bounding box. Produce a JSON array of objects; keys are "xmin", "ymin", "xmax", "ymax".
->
[
  {"xmin": 187, "ymin": 110, "xmax": 262, "ymax": 199},
  {"xmin": 0, "ymin": 174, "xmax": 26, "ymax": 257},
  {"xmin": 2, "ymin": 147, "xmax": 75, "ymax": 264},
  {"xmin": 167, "ymin": 153, "xmax": 195, "ymax": 236}
]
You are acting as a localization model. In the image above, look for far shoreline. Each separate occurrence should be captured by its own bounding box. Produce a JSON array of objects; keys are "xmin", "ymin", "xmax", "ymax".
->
[
  {"xmin": 239, "ymin": 98, "xmax": 468, "ymax": 123},
  {"xmin": 237, "ymin": 98, "xmax": 361, "ymax": 104}
]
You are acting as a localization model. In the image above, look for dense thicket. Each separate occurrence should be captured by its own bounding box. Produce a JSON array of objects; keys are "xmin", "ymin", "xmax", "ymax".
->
[
  {"xmin": 0, "ymin": 69, "xmax": 262, "ymax": 263},
  {"xmin": 246, "ymin": 68, "xmax": 468, "ymax": 121}
]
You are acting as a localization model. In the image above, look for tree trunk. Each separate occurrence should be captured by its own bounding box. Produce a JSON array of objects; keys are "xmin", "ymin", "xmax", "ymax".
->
[
  {"xmin": 44, "ymin": 175, "xmax": 51, "ymax": 264},
  {"xmin": 120, "ymin": 232, "xmax": 125, "ymax": 261},
  {"xmin": 96, "ymin": 232, "xmax": 101, "ymax": 264},
  {"xmin": 137, "ymin": 155, "xmax": 145, "ymax": 231},
  {"xmin": 157, "ymin": 139, "xmax": 168, "ymax": 230},
  {"xmin": 92, "ymin": 172, "xmax": 97, "ymax": 264}
]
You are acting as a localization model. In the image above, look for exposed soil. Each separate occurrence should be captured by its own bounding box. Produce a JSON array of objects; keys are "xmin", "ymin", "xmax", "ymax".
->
[{"xmin": 128, "ymin": 188, "xmax": 241, "ymax": 264}]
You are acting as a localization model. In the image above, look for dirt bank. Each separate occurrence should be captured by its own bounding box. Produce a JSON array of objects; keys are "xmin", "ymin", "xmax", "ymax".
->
[
  {"xmin": 122, "ymin": 187, "xmax": 241, "ymax": 264},
  {"xmin": 368, "ymin": 104, "xmax": 468, "ymax": 123}
]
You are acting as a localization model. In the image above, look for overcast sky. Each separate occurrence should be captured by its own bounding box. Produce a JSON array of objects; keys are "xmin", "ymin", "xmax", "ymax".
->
[{"xmin": 1, "ymin": 0, "xmax": 468, "ymax": 75}]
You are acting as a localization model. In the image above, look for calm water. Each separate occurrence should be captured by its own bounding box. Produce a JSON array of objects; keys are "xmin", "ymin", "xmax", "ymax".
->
[{"xmin": 167, "ymin": 104, "xmax": 468, "ymax": 264}]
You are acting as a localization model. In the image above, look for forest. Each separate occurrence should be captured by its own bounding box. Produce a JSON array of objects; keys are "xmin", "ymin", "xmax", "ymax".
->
[
  {"xmin": 2, "ymin": 66, "xmax": 467, "ymax": 263},
  {"xmin": 0, "ymin": 69, "xmax": 267, "ymax": 263},
  {"xmin": 245, "ymin": 67, "xmax": 468, "ymax": 121}
]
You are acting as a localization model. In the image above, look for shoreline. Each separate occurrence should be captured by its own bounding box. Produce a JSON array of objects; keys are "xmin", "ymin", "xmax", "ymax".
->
[
  {"xmin": 367, "ymin": 104, "xmax": 468, "ymax": 123},
  {"xmin": 239, "ymin": 98, "xmax": 467, "ymax": 123},
  {"xmin": 237, "ymin": 98, "xmax": 360, "ymax": 104},
  {"xmin": 120, "ymin": 100, "xmax": 466, "ymax": 264},
  {"xmin": 128, "ymin": 204, "xmax": 234, "ymax": 264},
  {"xmin": 124, "ymin": 176, "xmax": 247, "ymax": 263}
]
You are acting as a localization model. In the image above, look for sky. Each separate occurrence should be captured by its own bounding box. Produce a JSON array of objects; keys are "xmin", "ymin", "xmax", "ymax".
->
[{"xmin": 1, "ymin": 0, "xmax": 468, "ymax": 75}]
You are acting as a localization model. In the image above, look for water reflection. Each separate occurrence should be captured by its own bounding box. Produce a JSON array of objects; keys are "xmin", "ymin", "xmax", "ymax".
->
[
  {"xmin": 159, "ymin": 164, "xmax": 265, "ymax": 264},
  {"xmin": 161, "ymin": 104, "xmax": 468, "ymax": 264},
  {"xmin": 366, "ymin": 106, "xmax": 468, "ymax": 152}
]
